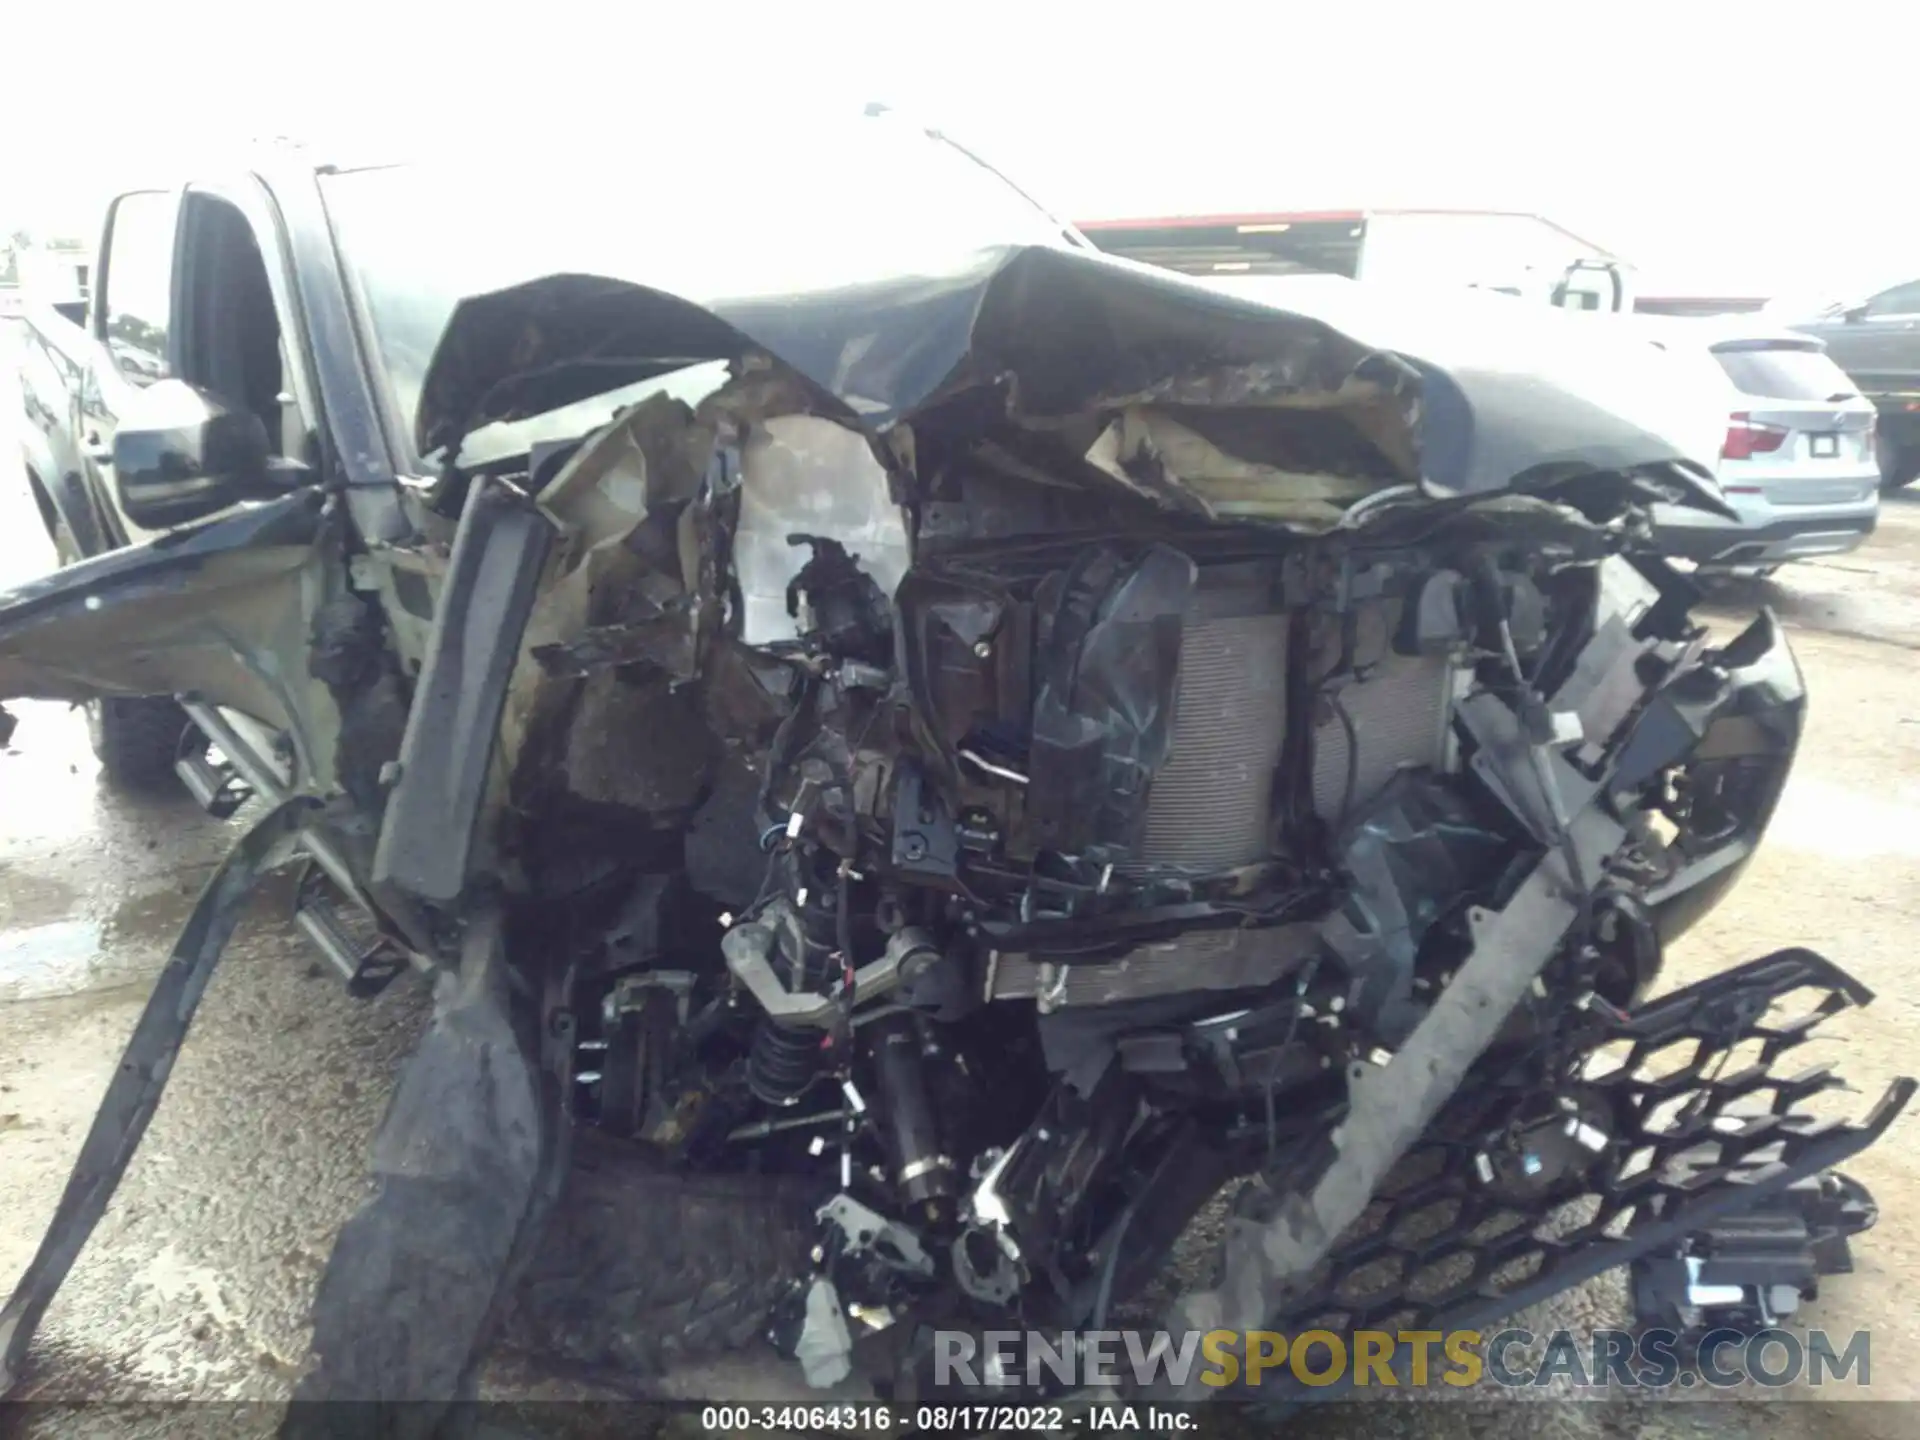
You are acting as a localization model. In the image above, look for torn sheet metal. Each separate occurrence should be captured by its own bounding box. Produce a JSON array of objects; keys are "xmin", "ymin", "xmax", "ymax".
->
[
  {"xmin": 0, "ymin": 493, "xmax": 340, "ymax": 785},
  {"xmin": 536, "ymin": 390, "xmax": 711, "ymax": 547},
  {"xmin": 494, "ymin": 394, "xmax": 715, "ymax": 805}
]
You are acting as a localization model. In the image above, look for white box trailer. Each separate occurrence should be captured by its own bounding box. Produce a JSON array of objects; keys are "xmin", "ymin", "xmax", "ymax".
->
[{"xmin": 16, "ymin": 245, "xmax": 92, "ymax": 307}]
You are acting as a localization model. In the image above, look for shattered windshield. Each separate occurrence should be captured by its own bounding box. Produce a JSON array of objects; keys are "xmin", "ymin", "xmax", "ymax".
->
[{"xmin": 320, "ymin": 111, "xmax": 1079, "ymax": 470}]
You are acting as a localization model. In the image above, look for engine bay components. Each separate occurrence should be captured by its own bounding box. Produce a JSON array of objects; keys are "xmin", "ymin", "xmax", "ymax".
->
[
  {"xmin": 509, "ymin": 435, "xmax": 1896, "ymax": 1401},
  {"xmin": 870, "ymin": 1017, "xmax": 956, "ymax": 1207}
]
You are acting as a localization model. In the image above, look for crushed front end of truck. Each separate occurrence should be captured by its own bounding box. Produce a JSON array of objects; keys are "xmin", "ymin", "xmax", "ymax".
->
[{"xmin": 0, "ymin": 238, "xmax": 1907, "ymax": 1419}]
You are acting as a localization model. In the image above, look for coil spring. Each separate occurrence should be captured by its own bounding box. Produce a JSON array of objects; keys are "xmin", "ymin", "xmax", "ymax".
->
[
  {"xmin": 747, "ymin": 855, "xmax": 842, "ymax": 1107},
  {"xmin": 748, "ymin": 1020, "xmax": 824, "ymax": 1106}
]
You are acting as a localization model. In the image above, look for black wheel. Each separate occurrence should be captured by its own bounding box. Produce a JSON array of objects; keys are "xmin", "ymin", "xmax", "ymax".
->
[
  {"xmin": 1876, "ymin": 432, "xmax": 1919, "ymax": 492},
  {"xmin": 87, "ymin": 696, "xmax": 190, "ymax": 792},
  {"xmin": 1688, "ymin": 567, "xmax": 1746, "ymax": 596}
]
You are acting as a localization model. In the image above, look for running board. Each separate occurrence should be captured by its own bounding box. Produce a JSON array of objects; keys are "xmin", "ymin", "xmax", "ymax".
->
[
  {"xmin": 293, "ymin": 862, "xmax": 408, "ymax": 999},
  {"xmin": 174, "ymin": 724, "xmax": 252, "ymax": 819}
]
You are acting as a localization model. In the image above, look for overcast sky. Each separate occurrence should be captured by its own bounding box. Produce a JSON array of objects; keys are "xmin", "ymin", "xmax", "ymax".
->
[{"xmin": 3, "ymin": 0, "xmax": 1909, "ymax": 304}]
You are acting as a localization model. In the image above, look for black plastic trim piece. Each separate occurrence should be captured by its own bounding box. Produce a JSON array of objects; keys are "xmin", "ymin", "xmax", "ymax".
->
[{"xmin": 372, "ymin": 479, "xmax": 555, "ymax": 902}]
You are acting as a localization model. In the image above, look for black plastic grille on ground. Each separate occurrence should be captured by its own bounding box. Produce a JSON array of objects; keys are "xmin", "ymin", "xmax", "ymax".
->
[{"xmin": 1242, "ymin": 948, "xmax": 1912, "ymax": 1350}]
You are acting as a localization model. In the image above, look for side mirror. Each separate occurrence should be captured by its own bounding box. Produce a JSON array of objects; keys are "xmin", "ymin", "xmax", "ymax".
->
[
  {"xmin": 111, "ymin": 380, "xmax": 311, "ymax": 529},
  {"xmin": 1555, "ymin": 258, "xmax": 1627, "ymax": 314},
  {"xmin": 1843, "ymin": 302, "xmax": 1870, "ymax": 323}
]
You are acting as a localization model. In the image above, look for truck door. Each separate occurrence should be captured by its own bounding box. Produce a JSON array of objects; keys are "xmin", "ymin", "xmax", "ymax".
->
[
  {"xmin": 169, "ymin": 182, "xmax": 318, "ymax": 473},
  {"xmin": 79, "ymin": 189, "xmax": 183, "ymax": 547},
  {"xmin": 1811, "ymin": 279, "xmax": 1920, "ymax": 395}
]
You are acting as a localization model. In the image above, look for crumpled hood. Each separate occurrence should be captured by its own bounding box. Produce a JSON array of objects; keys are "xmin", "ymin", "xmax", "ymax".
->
[{"xmin": 414, "ymin": 243, "xmax": 1732, "ymax": 514}]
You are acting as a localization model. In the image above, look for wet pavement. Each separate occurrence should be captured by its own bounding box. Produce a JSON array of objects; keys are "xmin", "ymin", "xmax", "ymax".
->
[{"xmin": 2, "ymin": 320, "xmax": 1918, "ymax": 1438}]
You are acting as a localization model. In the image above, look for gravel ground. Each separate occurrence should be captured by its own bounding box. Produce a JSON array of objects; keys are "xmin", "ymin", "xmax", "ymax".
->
[{"xmin": 2, "ymin": 320, "xmax": 1916, "ymax": 1437}]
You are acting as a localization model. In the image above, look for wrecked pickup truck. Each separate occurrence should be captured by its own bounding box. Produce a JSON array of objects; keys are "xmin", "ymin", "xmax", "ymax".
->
[{"xmin": 1, "ymin": 109, "xmax": 1910, "ymax": 1417}]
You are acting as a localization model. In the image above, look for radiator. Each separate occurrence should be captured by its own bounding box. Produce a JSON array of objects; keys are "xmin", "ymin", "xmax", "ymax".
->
[
  {"xmin": 995, "ymin": 590, "xmax": 1456, "ymax": 1008},
  {"xmin": 1139, "ymin": 609, "xmax": 1291, "ymax": 869},
  {"xmin": 1138, "ymin": 587, "xmax": 1453, "ymax": 861},
  {"xmin": 1309, "ymin": 650, "xmax": 1454, "ymax": 824}
]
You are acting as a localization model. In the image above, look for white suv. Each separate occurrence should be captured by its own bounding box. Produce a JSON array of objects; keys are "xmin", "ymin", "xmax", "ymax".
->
[{"xmin": 1645, "ymin": 321, "xmax": 1879, "ymax": 575}]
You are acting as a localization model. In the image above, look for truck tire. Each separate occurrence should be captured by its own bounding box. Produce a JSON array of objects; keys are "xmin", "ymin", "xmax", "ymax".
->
[
  {"xmin": 501, "ymin": 1130, "xmax": 816, "ymax": 1380},
  {"xmin": 87, "ymin": 696, "xmax": 189, "ymax": 792},
  {"xmin": 1877, "ymin": 433, "xmax": 1919, "ymax": 492}
]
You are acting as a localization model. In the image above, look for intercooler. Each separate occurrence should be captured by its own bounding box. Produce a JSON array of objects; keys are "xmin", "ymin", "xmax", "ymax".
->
[{"xmin": 993, "ymin": 574, "xmax": 1455, "ymax": 1008}]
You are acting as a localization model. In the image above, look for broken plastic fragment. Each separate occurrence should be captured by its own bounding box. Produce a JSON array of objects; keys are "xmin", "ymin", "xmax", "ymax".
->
[{"xmin": 795, "ymin": 1277, "xmax": 855, "ymax": 1389}]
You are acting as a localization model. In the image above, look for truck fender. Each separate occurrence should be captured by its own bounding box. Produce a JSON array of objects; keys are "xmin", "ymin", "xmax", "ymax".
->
[{"xmin": 0, "ymin": 491, "xmax": 339, "ymax": 791}]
